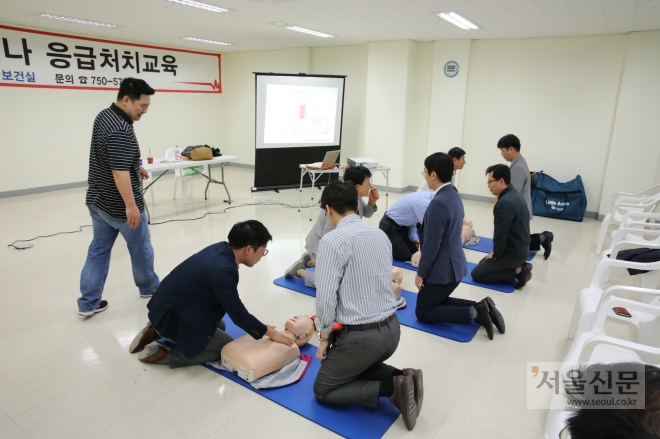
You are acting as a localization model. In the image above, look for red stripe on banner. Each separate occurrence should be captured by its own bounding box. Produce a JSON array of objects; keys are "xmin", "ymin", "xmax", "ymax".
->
[{"xmin": 0, "ymin": 83, "xmax": 221, "ymax": 93}]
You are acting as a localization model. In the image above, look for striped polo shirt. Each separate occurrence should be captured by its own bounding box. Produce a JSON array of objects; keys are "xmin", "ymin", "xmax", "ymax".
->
[
  {"xmin": 315, "ymin": 214, "xmax": 397, "ymax": 333},
  {"xmin": 85, "ymin": 104, "xmax": 144, "ymax": 219}
]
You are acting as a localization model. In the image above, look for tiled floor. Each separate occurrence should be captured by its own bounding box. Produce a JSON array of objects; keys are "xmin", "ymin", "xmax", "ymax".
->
[{"xmin": 0, "ymin": 167, "xmax": 617, "ymax": 438}]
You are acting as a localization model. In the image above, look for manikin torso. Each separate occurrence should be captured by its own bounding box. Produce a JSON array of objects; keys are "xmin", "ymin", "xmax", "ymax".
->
[{"xmin": 220, "ymin": 315, "xmax": 313, "ymax": 383}]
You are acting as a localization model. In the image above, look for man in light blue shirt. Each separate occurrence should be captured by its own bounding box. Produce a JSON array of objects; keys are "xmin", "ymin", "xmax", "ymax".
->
[{"xmin": 378, "ymin": 191, "xmax": 432, "ymax": 262}]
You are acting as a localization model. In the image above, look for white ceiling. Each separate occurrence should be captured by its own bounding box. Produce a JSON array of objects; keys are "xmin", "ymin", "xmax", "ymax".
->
[{"xmin": 1, "ymin": 0, "xmax": 660, "ymax": 53}]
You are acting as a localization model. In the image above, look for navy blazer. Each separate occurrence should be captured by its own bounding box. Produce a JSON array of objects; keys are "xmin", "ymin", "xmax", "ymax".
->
[
  {"xmin": 147, "ymin": 242, "xmax": 267, "ymax": 359},
  {"xmin": 417, "ymin": 184, "xmax": 468, "ymax": 284}
]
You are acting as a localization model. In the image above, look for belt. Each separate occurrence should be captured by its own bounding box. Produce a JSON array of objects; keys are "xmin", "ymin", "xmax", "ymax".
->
[{"xmin": 343, "ymin": 314, "xmax": 396, "ymax": 332}]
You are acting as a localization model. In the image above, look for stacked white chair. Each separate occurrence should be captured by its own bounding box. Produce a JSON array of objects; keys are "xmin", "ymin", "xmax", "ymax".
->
[
  {"xmin": 595, "ymin": 184, "xmax": 660, "ymax": 254},
  {"xmin": 165, "ymin": 147, "xmax": 209, "ymax": 203}
]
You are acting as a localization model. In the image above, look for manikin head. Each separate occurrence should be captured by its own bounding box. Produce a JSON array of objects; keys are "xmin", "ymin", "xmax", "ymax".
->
[
  {"xmin": 284, "ymin": 315, "xmax": 314, "ymax": 347},
  {"xmin": 391, "ymin": 267, "xmax": 403, "ymax": 297},
  {"xmin": 497, "ymin": 134, "xmax": 521, "ymax": 163},
  {"xmin": 485, "ymin": 164, "xmax": 511, "ymax": 197},
  {"xmin": 344, "ymin": 166, "xmax": 373, "ymax": 198},
  {"xmin": 115, "ymin": 77, "xmax": 155, "ymax": 122},
  {"xmin": 228, "ymin": 220, "xmax": 272, "ymax": 267}
]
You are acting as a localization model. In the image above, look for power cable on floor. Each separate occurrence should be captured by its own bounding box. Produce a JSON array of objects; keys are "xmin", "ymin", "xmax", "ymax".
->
[{"xmin": 7, "ymin": 200, "xmax": 318, "ymax": 250}]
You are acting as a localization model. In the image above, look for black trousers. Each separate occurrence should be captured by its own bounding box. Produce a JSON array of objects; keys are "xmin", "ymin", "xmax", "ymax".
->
[
  {"xmin": 471, "ymin": 256, "xmax": 525, "ymax": 284},
  {"xmin": 530, "ymin": 233, "xmax": 541, "ymax": 251},
  {"xmin": 415, "ymin": 281, "xmax": 474, "ymax": 325},
  {"xmin": 378, "ymin": 215, "xmax": 418, "ymax": 262}
]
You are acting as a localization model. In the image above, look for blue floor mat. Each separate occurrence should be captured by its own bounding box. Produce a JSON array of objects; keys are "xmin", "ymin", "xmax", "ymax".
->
[
  {"xmin": 273, "ymin": 279, "xmax": 481, "ymax": 342},
  {"xmin": 391, "ymin": 260, "xmax": 515, "ymax": 293},
  {"xmin": 464, "ymin": 236, "xmax": 536, "ymax": 261},
  {"xmin": 165, "ymin": 317, "xmax": 400, "ymax": 439},
  {"xmin": 397, "ymin": 290, "xmax": 480, "ymax": 342}
]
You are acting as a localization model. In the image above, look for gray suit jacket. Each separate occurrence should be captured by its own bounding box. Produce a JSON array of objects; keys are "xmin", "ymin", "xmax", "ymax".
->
[
  {"xmin": 417, "ymin": 184, "xmax": 468, "ymax": 284},
  {"xmin": 305, "ymin": 198, "xmax": 376, "ymax": 259},
  {"xmin": 510, "ymin": 155, "xmax": 533, "ymax": 217}
]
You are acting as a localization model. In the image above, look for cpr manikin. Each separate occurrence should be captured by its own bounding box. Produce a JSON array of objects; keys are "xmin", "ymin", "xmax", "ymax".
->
[
  {"xmin": 220, "ymin": 315, "xmax": 314, "ymax": 382},
  {"xmin": 410, "ymin": 221, "xmax": 475, "ymax": 268},
  {"xmin": 391, "ymin": 266, "xmax": 408, "ymax": 309}
]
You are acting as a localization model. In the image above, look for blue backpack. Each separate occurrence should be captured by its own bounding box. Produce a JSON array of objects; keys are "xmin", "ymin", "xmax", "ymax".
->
[{"xmin": 531, "ymin": 171, "xmax": 587, "ymax": 222}]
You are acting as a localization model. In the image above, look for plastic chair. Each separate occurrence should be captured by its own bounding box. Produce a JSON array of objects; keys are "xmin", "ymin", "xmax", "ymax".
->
[
  {"xmin": 600, "ymin": 231, "xmax": 660, "ymax": 281},
  {"xmin": 165, "ymin": 148, "xmax": 208, "ymax": 203},
  {"xmin": 596, "ymin": 188, "xmax": 660, "ymax": 254},
  {"xmin": 567, "ymin": 258, "xmax": 660, "ymax": 341}
]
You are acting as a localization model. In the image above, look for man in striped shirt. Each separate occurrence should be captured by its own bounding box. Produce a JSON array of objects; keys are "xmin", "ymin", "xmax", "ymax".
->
[
  {"xmin": 78, "ymin": 78, "xmax": 160, "ymax": 316},
  {"xmin": 313, "ymin": 180, "xmax": 422, "ymax": 431}
]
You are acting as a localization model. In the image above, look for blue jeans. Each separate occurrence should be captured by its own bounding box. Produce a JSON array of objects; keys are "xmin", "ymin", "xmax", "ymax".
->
[{"xmin": 78, "ymin": 205, "xmax": 159, "ymax": 312}]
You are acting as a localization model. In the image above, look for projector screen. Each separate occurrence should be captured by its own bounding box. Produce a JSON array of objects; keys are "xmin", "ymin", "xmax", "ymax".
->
[{"xmin": 256, "ymin": 74, "xmax": 345, "ymax": 149}]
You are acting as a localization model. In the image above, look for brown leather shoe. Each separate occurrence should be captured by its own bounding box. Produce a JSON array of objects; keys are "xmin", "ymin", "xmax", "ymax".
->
[
  {"xmin": 388, "ymin": 375, "xmax": 418, "ymax": 431},
  {"xmin": 138, "ymin": 343, "xmax": 168, "ymax": 363},
  {"xmin": 402, "ymin": 368, "xmax": 424, "ymax": 414},
  {"xmin": 129, "ymin": 325, "xmax": 159, "ymax": 353}
]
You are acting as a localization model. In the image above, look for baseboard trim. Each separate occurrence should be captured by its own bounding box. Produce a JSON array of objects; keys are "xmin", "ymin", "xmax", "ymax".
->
[
  {"xmin": 0, "ymin": 181, "xmax": 89, "ymax": 198},
  {"xmin": 225, "ymin": 162, "xmax": 255, "ymax": 169}
]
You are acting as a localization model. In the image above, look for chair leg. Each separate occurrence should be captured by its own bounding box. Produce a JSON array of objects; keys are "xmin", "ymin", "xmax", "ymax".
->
[
  {"xmin": 173, "ymin": 176, "xmax": 179, "ymax": 200},
  {"xmin": 595, "ymin": 219, "xmax": 611, "ymax": 254}
]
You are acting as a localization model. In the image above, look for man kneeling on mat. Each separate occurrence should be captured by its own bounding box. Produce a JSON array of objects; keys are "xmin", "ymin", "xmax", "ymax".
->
[
  {"xmin": 313, "ymin": 180, "xmax": 423, "ymax": 431},
  {"xmin": 414, "ymin": 153, "xmax": 505, "ymax": 340},
  {"xmin": 128, "ymin": 220, "xmax": 293, "ymax": 367},
  {"xmin": 284, "ymin": 166, "xmax": 378, "ymax": 284}
]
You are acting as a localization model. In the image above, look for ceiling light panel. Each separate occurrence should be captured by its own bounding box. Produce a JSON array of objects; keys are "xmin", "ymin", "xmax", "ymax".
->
[
  {"xmin": 437, "ymin": 12, "xmax": 479, "ymax": 30},
  {"xmin": 166, "ymin": 0, "xmax": 229, "ymax": 13},
  {"xmin": 183, "ymin": 37, "xmax": 233, "ymax": 45},
  {"xmin": 34, "ymin": 13, "xmax": 121, "ymax": 28},
  {"xmin": 286, "ymin": 26, "xmax": 334, "ymax": 38}
]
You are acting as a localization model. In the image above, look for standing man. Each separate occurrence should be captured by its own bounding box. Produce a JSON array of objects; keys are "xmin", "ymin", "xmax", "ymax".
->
[
  {"xmin": 129, "ymin": 220, "xmax": 294, "ymax": 367},
  {"xmin": 414, "ymin": 153, "xmax": 503, "ymax": 340},
  {"xmin": 78, "ymin": 78, "xmax": 160, "ymax": 316},
  {"xmin": 313, "ymin": 181, "xmax": 422, "ymax": 431},
  {"xmin": 472, "ymin": 164, "xmax": 532, "ymax": 289},
  {"xmin": 498, "ymin": 134, "xmax": 554, "ymax": 259}
]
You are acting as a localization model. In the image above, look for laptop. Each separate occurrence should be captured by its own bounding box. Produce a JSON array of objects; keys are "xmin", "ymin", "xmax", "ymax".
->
[{"xmin": 308, "ymin": 150, "xmax": 340, "ymax": 169}]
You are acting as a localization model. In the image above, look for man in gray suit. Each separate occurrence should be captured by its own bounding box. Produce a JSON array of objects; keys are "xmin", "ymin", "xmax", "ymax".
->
[
  {"xmin": 414, "ymin": 153, "xmax": 504, "ymax": 340},
  {"xmin": 498, "ymin": 134, "xmax": 554, "ymax": 259}
]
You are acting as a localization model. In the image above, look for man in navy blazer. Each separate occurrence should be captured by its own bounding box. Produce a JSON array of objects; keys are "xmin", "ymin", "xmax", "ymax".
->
[
  {"xmin": 414, "ymin": 153, "xmax": 504, "ymax": 340},
  {"xmin": 129, "ymin": 220, "xmax": 294, "ymax": 367}
]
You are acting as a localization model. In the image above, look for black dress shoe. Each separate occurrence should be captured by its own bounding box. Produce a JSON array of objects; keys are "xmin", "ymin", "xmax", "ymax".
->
[
  {"xmin": 473, "ymin": 301, "xmax": 494, "ymax": 340},
  {"xmin": 484, "ymin": 297, "xmax": 505, "ymax": 334},
  {"xmin": 515, "ymin": 263, "xmax": 533, "ymax": 290},
  {"xmin": 541, "ymin": 231, "xmax": 554, "ymax": 259}
]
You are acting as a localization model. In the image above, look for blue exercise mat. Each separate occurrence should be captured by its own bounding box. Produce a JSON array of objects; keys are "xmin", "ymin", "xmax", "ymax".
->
[
  {"xmin": 273, "ymin": 278, "xmax": 481, "ymax": 342},
  {"xmin": 397, "ymin": 290, "xmax": 480, "ymax": 342},
  {"xmin": 391, "ymin": 260, "xmax": 515, "ymax": 293},
  {"xmin": 464, "ymin": 236, "xmax": 536, "ymax": 261},
  {"xmin": 274, "ymin": 275, "xmax": 317, "ymax": 297},
  {"xmin": 162, "ymin": 317, "xmax": 400, "ymax": 439}
]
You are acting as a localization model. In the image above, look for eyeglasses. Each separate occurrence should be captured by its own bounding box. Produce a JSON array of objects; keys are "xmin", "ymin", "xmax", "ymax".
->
[
  {"xmin": 252, "ymin": 246, "xmax": 269, "ymax": 256},
  {"xmin": 421, "ymin": 170, "xmax": 429, "ymax": 176},
  {"xmin": 487, "ymin": 179, "xmax": 497, "ymax": 185}
]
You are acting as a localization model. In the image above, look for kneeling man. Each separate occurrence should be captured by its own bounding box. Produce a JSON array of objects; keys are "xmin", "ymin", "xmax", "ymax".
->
[
  {"xmin": 129, "ymin": 220, "xmax": 293, "ymax": 367},
  {"xmin": 313, "ymin": 180, "xmax": 422, "ymax": 431}
]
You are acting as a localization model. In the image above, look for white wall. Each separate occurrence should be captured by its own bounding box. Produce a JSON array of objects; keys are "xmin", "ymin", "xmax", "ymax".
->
[
  {"xmin": 0, "ymin": 86, "xmax": 225, "ymax": 193},
  {"xmin": 221, "ymin": 47, "xmax": 311, "ymax": 165},
  {"xmin": 459, "ymin": 35, "xmax": 628, "ymax": 213},
  {"xmin": 311, "ymin": 45, "xmax": 369, "ymax": 162},
  {"xmin": 598, "ymin": 31, "xmax": 660, "ymax": 215}
]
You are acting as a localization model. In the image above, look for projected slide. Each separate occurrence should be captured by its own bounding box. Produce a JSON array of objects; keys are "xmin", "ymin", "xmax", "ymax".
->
[{"xmin": 263, "ymin": 84, "xmax": 338, "ymax": 144}]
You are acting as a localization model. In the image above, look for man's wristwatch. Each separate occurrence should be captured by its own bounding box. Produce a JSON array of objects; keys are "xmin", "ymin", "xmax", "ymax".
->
[{"xmin": 317, "ymin": 330, "xmax": 330, "ymax": 342}]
